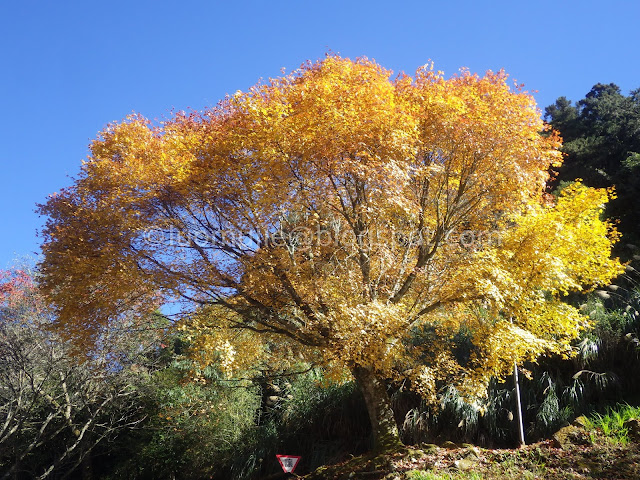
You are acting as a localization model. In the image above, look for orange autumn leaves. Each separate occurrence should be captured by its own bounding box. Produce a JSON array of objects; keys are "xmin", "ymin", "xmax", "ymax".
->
[{"xmin": 39, "ymin": 56, "xmax": 622, "ymax": 398}]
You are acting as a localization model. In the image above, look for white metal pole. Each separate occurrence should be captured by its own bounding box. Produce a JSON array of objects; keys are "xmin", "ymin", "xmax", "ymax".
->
[{"xmin": 514, "ymin": 361, "xmax": 526, "ymax": 447}]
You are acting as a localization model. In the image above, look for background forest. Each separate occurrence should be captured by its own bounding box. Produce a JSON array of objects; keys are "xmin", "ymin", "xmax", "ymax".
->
[{"xmin": 1, "ymin": 84, "xmax": 640, "ymax": 480}]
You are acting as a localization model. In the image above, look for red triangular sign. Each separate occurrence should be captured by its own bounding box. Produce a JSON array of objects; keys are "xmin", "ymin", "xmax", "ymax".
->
[{"xmin": 276, "ymin": 454, "xmax": 301, "ymax": 473}]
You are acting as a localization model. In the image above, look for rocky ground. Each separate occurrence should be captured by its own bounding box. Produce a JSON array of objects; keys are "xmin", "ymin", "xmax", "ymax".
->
[{"xmin": 294, "ymin": 421, "xmax": 640, "ymax": 480}]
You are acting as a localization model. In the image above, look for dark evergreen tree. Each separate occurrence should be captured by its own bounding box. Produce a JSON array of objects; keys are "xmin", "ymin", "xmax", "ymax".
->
[{"xmin": 546, "ymin": 84, "xmax": 640, "ymax": 247}]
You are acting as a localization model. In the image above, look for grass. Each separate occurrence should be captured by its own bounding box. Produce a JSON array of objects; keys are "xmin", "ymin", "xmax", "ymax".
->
[
  {"xmin": 405, "ymin": 462, "xmax": 545, "ymax": 480},
  {"xmin": 407, "ymin": 471, "xmax": 483, "ymax": 480},
  {"xmin": 583, "ymin": 403, "xmax": 640, "ymax": 445}
]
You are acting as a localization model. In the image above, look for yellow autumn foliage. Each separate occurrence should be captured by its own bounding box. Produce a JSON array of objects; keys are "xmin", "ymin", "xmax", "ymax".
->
[{"xmin": 39, "ymin": 56, "xmax": 622, "ymax": 402}]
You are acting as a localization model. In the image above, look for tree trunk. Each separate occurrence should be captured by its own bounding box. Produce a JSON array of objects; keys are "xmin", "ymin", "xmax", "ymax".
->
[{"xmin": 352, "ymin": 365, "xmax": 402, "ymax": 451}]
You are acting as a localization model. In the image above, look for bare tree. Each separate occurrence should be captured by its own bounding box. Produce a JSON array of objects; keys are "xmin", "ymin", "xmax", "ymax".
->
[{"xmin": 0, "ymin": 269, "xmax": 155, "ymax": 479}]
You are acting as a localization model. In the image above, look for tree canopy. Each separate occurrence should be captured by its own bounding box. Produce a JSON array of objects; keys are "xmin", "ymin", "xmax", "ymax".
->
[
  {"xmin": 39, "ymin": 56, "xmax": 622, "ymax": 449},
  {"xmin": 545, "ymin": 83, "xmax": 640, "ymax": 246}
]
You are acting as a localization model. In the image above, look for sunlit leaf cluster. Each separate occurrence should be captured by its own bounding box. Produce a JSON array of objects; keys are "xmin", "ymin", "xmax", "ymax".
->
[{"xmin": 39, "ymin": 55, "xmax": 622, "ymax": 401}]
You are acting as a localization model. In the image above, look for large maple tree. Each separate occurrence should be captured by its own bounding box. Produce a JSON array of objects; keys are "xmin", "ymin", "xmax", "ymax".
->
[{"xmin": 39, "ymin": 56, "xmax": 622, "ymax": 450}]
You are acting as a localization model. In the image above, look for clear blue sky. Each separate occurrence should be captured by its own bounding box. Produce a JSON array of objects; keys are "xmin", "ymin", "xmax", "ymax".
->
[{"xmin": 1, "ymin": 0, "xmax": 639, "ymax": 269}]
